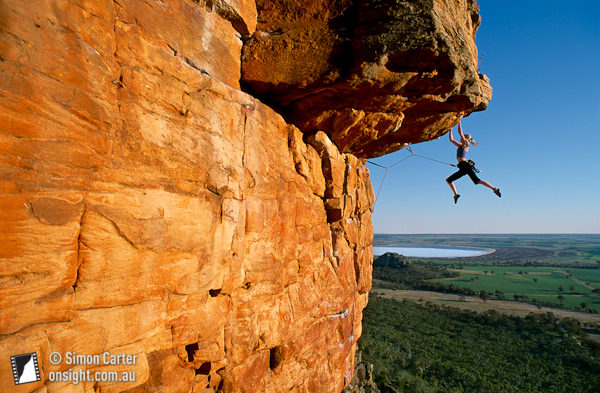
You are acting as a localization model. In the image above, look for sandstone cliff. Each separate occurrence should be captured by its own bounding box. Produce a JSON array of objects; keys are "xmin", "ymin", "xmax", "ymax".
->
[{"xmin": 0, "ymin": 0, "xmax": 489, "ymax": 392}]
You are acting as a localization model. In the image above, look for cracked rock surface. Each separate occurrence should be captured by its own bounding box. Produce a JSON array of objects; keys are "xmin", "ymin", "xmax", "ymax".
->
[{"xmin": 0, "ymin": 1, "xmax": 372, "ymax": 392}]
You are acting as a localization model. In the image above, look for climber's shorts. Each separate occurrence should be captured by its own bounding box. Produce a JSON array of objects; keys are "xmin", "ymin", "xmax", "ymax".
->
[{"xmin": 446, "ymin": 161, "xmax": 480, "ymax": 184}]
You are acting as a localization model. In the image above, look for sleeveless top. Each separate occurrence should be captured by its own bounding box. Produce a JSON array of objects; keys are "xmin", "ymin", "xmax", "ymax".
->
[{"xmin": 457, "ymin": 145, "xmax": 467, "ymax": 159}]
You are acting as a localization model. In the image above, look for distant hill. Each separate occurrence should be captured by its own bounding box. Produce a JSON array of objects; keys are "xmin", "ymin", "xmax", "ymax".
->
[{"xmin": 374, "ymin": 253, "xmax": 410, "ymax": 268}]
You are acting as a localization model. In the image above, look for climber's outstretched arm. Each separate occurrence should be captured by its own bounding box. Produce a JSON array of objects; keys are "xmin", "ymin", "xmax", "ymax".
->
[
  {"xmin": 449, "ymin": 126, "xmax": 460, "ymax": 147},
  {"xmin": 457, "ymin": 120, "xmax": 467, "ymax": 143}
]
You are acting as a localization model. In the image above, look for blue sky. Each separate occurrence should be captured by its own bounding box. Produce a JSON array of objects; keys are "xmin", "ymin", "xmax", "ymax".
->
[{"xmin": 369, "ymin": 0, "xmax": 600, "ymax": 234}]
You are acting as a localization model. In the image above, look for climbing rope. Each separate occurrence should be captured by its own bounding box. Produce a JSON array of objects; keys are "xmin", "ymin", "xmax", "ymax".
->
[
  {"xmin": 406, "ymin": 146, "xmax": 456, "ymax": 168},
  {"xmin": 366, "ymin": 145, "xmax": 456, "ymax": 205}
]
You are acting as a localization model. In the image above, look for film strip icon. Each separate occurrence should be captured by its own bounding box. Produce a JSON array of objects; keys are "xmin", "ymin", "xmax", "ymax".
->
[{"xmin": 11, "ymin": 352, "xmax": 41, "ymax": 385}]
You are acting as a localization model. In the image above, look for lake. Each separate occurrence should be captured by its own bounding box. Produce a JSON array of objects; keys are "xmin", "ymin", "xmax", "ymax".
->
[{"xmin": 373, "ymin": 245, "xmax": 495, "ymax": 258}]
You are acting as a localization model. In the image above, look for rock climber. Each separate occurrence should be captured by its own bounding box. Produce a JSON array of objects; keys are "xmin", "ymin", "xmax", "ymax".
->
[{"xmin": 446, "ymin": 120, "xmax": 501, "ymax": 204}]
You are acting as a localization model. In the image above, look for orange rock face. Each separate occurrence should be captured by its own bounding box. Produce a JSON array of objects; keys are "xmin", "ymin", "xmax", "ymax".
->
[
  {"xmin": 1, "ymin": 0, "xmax": 490, "ymax": 392},
  {"xmin": 0, "ymin": 1, "xmax": 372, "ymax": 392},
  {"xmin": 242, "ymin": 0, "xmax": 492, "ymax": 157}
]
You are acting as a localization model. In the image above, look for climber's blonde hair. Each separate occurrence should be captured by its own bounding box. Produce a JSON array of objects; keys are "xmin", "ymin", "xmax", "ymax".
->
[{"xmin": 464, "ymin": 134, "xmax": 477, "ymax": 146}]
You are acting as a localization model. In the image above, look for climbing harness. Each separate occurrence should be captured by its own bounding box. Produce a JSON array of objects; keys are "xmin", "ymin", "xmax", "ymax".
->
[
  {"xmin": 466, "ymin": 159, "xmax": 481, "ymax": 173},
  {"xmin": 366, "ymin": 145, "xmax": 456, "ymax": 204}
]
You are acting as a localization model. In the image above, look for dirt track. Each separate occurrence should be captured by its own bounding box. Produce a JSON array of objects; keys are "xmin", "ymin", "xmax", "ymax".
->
[
  {"xmin": 371, "ymin": 282, "xmax": 600, "ymax": 328},
  {"xmin": 554, "ymin": 269, "xmax": 596, "ymax": 290}
]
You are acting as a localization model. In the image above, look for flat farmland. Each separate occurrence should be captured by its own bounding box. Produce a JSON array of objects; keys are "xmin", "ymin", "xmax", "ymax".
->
[
  {"xmin": 435, "ymin": 266, "xmax": 600, "ymax": 311},
  {"xmin": 373, "ymin": 234, "xmax": 600, "ymax": 312}
]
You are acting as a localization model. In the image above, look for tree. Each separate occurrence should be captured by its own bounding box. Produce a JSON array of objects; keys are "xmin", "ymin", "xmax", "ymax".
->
[
  {"xmin": 533, "ymin": 278, "xmax": 538, "ymax": 284},
  {"xmin": 495, "ymin": 290, "xmax": 504, "ymax": 299},
  {"xmin": 580, "ymin": 302, "xmax": 588, "ymax": 309},
  {"xmin": 557, "ymin": 295, "xmax": 565, "ymax": 304},
  {"xmin": 479, "ymin": 290, "xmax": 490, "ymax": 303},
  {"xmin": 558, "ymin": 286, "xmax": 564, "ymax": 292},
  {"xmin": 570, "ymin": 285, "xmax": 575, "ymax": 292}
]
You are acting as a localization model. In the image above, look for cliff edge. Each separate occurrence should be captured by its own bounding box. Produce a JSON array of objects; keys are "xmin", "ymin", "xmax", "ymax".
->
[{"xmin": 0, "ymin": 0, "xmax": 489, "ymax": 392}]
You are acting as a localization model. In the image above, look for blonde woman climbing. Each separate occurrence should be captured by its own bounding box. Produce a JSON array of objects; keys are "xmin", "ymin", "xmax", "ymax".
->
[{"xmin": 446, "ymin": 120, "xmax": 501, "ymax": 204}]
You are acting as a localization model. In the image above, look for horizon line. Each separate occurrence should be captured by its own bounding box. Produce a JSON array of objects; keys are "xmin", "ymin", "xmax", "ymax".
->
[{"xmin": 374, "ymin": 233, "xmax": 600, "ymax": 235}]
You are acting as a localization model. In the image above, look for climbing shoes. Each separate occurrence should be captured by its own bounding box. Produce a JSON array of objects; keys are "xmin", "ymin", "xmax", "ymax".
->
[{"xmin": 453, "ymin": 189, "xmax": 500, "ymax": 203}]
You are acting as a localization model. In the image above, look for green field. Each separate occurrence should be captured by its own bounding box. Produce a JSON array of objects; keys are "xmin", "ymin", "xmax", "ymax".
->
[{"xmin": 435, "ymin": 266, "xmax": 600, "ymax": 311}]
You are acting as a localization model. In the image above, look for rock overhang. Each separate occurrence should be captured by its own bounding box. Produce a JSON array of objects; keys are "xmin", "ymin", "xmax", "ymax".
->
[{"xmin": 242, "ymin": 0, "xmax": 492, "ymax": 158}]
